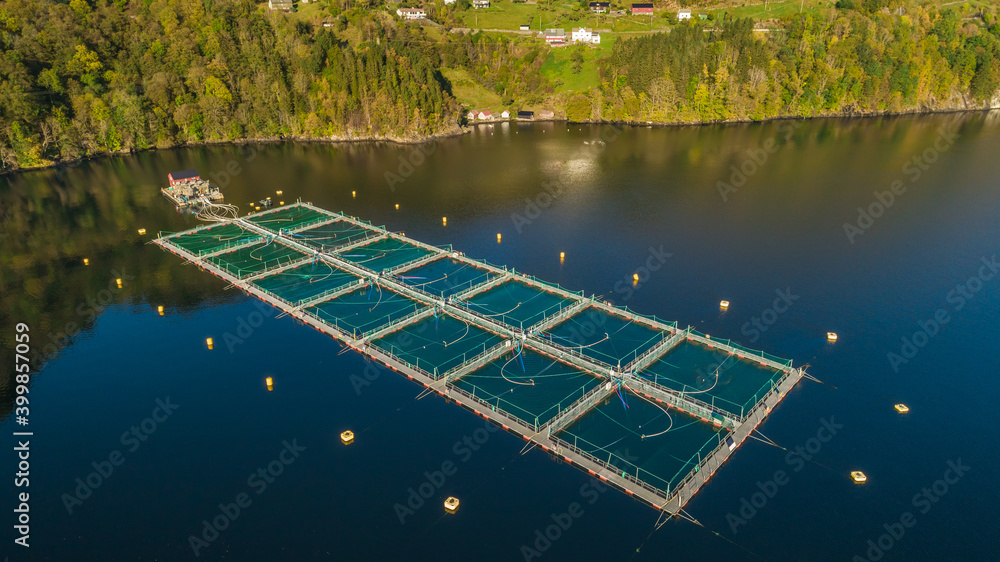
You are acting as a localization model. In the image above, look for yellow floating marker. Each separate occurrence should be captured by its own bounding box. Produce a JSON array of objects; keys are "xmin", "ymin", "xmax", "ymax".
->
[
  {"xmin": 340, "ymin": 430, "xmax": 355, "ymax": 445},
  {"xmin": 894, "ymin": 404, "xmax": 909, "ymax": 414},
  {"xmin": 83, "ymin": 258, "xmax": 90, "ymax": 266},
  {"xmin": 255, "ymin": 205, "xmax": 261, "ymax": 211},
  {"xmin": 276, "ymin": 190, "xmax": 283, "ymax": 196},
  {"xmin": 206, "ymin": 337, "xmax": 214, "ymax": 350},
  {"xmin": 352, "ymin": 190, "xmax": 356, "ymax": 198},
  {"xmin": 827, "ymin": 332, "xmax": 838, "ymax": 342},
  {"xmin": 444, "ymin": 496, "xmax": 460, "ymax": 513},
  {"xmin": 157, "ymin": 305, "xmax": 164, "ymax": 316},
  {"xmin": 497, "ymin": 233, "xmax": 502, "ymax": 243},
  {"xmin": 633, "ymin": 273, "xmax": 639, "ymax": 283},
  {"xmin": 266, "ymin": 376, "xmax": 274, "ymax": 391},
  {"xmin": 137, "ymin": 228, "xmax": 146, "ymax": 235},
  {"xmin": 279, "ymin": 201, "xmax": 284, "ymax": 205},
  {"xmin": 851, "ymin": 471, "xmax": 867, "ymax": 484},
  {"xmin": 115, "ymin": 278, "xmax": 123, "ymax": 289},
  {"xmin": 720, "ymin": 300, "xmax": 730, "ymax": 310},
  {"xmin": 395, "ymin": 203, "xmax": 400, "ymax": 210},
  {"xmin": 442, "ymin": 217, "xmax": 447, "ymax": 226},
  {"xmin": 560, "ymin": 251, "xmax": 565, "ymax": 260}
]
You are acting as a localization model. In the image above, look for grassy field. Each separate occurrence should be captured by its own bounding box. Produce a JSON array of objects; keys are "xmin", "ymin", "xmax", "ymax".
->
[
  {"xmin": 440, "ymin": 67, "xmax": 503, "ymax": 110},
  {"xmin": 540, "ymin": 38, "xmax": 613, "ymax": 94}
]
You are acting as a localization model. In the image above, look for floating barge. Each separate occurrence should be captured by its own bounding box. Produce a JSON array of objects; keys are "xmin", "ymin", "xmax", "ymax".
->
[
  {"xmin": 154, "ymin": 203, "xmax": 805, "ymax": 519},
  {"xmin": 161, "ymin": 169, "xmax": 223, "ymax": 208}
]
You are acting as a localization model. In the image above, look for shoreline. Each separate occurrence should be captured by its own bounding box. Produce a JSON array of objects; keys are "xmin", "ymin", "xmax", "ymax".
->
[{"xmin": 3, "ymin": 105, "xmax": 997, "ymax": 177}]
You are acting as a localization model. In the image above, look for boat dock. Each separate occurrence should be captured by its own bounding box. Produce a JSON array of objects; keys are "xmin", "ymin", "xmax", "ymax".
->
[{"xmin": 155, "ymin": 202, "xmax": 806, "ymax": 518}]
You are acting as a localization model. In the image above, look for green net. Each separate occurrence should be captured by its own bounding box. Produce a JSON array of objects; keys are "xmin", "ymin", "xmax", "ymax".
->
[
  {"xmin": 556, "ymin": 389, "xmax": 727, "ymax": 494},
  {"xmin": 247, "ymin": 205, "xmax": 332, "ymax": 232},
  {"xmin": 251, "ymin": 261, "xmax": 360, "ymax": 305},
  {"xmin": 543, "ymin": 307, "xmax": 666, "ymax": 367},
  {"xmin": 458, "ymin": 280, "xmax": 576, "ymax": 331},
  {"xmin": 292, "ymin": 220, "xmax": 380, "ymax": 251},
  {"xmin": 396, "ymin": 257, "xmax": 497, "ymax": 298},
  {"xmin": 208, "ymin": 240, "xmax": 307, "ymax": 279},
  {"xmin": 337, "ymin": 237, "xmax": 435, "ymax": 272},
  {"xmin": 305, "ymin": 284, "xmax": 425, "ymax": 338},
  {"xmin": 637, "ymin": 340, "xmax": 784, "ymax": 418},
  {"xmin": 167, "ymin": 222, "xmax": 260, "ymax": 256},
  {"xmin": 450, "ymin": 348, "xmax": 603, "ymax": 429},
  {"xmin": 371, "ymin": 313, "xmax": 505, "ymax": 377}
]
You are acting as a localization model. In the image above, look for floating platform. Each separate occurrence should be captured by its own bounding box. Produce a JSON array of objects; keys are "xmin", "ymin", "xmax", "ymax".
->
[
  {"xmin": 162, "ymin": 170, "xmax": 224, "ymax": 208},
  {"xmin": 155, "ymin": 203, "xmax": 806, "ymax": 518}
]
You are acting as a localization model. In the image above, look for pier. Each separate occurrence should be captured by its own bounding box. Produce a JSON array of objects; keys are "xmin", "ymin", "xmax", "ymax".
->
[{"xmin": 155, "ymin": 202, "xmax": 806, "ymax": 518}]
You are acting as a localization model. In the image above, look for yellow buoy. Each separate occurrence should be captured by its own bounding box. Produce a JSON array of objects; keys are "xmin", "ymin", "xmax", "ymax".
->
[
  {"xmin": 83, "ymin": 258, "xmax": 90, "ymax": 266},
  {"xmin": 894, "ymin": 404, "xmax": 909, "ymax": 414},
  {"xmin": 115, "ymin": 278, "xmax": 123, "ymax": 289},
  {"xmin": 157, "ymin": 305, "xmax": 164, "ymax": 316},
  {"xmin": 276, "ymin": 190, "xmax": 283, "ymax": 195},
  {"xmin": 255, "ymin": 206, "xmax": 261, "ymax": 211},
  {"xmin": 442, "ymin": 217, "xmax": 447, "ymax": 226},
  {"xmin": 827, "ymin": 332, "xmax": 838, "ymax": 342},
  {"xmin": 633, "ymin": 273, "xmax": 639, "ymax": 283},
  {"xmin": 444, "ymin": 496, "xmax": 460, "ymax": 513},
  {"xmin": 851, "ymin": 471, "xmax": 867, "ymax": 484},
  {"xmin": 266, "ymin": 376, "xmax": 274, "ymax": 391},
  {"xmin": 340, "ymin": 430, "xmax": 355, "ymax": 445},
  {"xmin": 395, "ymin": 203, "xmax": 400, "ymax": 210},
  {"xmin": 497, "ymin": 233, "xmax": 502, "ymax": 243},
  {"xmin": 279, "ymin": 201, "xmax": 284, "ymax": 205},
  {"xmin": 206, "ymin": 337, "xmax": 214, "ymax": 350},
  {"xmin": 560, "ymin": 251, "xmax": 565, "ymax": 260},
  {"xmin": 137, "ymin": 228, "xmax": 146, "ymax": 235},
  {"xmin": 352, "ymin": 190, "xmax": 356, "ymax": 198},
  {"xmin": 720, "ymin": 300, "xmax": 730, "ymax": 310}
]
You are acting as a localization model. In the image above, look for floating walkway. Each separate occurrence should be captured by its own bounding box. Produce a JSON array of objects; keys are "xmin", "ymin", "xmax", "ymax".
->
[{"xmin": 155, "ymin": 203, "xmax": 805, "ymax": 517}]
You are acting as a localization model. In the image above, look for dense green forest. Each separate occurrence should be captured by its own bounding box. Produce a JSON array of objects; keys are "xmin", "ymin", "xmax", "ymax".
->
[
  {"xmin": 591, "ymin": 7, "xmax": 1000, "ymax": 122},
  {"xmin": 1, "ymin": 0, "xmax": 997, "ymax": 172}
]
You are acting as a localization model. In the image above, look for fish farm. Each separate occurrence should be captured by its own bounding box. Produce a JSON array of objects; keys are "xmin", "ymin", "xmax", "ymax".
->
[{"xmin": 155, "ymin": 202, "xmax": 805, "ymax": 518}]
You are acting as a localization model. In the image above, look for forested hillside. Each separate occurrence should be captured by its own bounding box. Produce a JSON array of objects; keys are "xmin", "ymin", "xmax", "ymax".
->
[
  {"xmin": 1, "ymin": 0, "xmax": 997, "ymax": 172},
  {"xmin": 0, "ymin": 0, "xmax": 461, "ymax": 171},
  {"xmin": 591, "ymin": 8, "xmax": 1000, "ymax": 122}
]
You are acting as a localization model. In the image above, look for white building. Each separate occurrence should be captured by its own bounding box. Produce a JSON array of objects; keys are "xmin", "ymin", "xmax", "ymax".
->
[
  {"xmin": 473, "ymin": 0, "xmax": 490, "ymax": 7},
  {"xmin": 477, "ymin": 110, "xmax": 493, "ymax": 120},
  {"xmin": 396, "ymin": 7, "xmax": 426, "ymax": 19},
  {"xmin": 677, "ymin": 9, "xmax": 691, "ymax": 20},
  {"xmin": 445, "ymin": 0, "xmax": 456, "ymax": 4},
  {"xmin": 571, "ymin": 28, "xmax": 601, "ymax": 44},
  {"xmin": 500, "ymin": 110, "xmax": 511, "ymax": 119}
]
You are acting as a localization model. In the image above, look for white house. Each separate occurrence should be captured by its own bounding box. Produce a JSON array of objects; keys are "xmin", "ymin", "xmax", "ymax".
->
[
  {"xmin": 396, "ymin": 7, "xmax": 426, "ymax": 19},
  {"xmin": 544, "ymin": 29, "xmax": 566, "ymax": 46},
  {"xmin": 677, "ymin": 9, "xmax": 691, "ymax": 20},
  {"xmin": 473, "ymin": 0, "xmax": 490, "ymax": 7},
  {"xmin": 477, "ymin": 110, "xmax": 493, "ymax": 120},
  {"xmin": 500, "ymin": 110, "xmax": 511, "ymax": 119},
  {"xmin": 571, "ymin": 28, "xmax": 600, "ymax": 44},
  {"xmin": 467, "ymin": 110, "xmax": 477, "ymax": 120}
]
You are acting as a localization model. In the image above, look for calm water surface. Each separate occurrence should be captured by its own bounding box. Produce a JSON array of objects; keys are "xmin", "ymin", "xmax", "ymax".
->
[{"xmin": 2, "ymin": 112, "xmax": 998, "ymax": 561}]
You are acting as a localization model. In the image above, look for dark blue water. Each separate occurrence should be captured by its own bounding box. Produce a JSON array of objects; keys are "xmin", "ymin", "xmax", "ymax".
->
[{"xmin": 2, "ymin": 112, "xmax": 998, "ymax": 561}]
